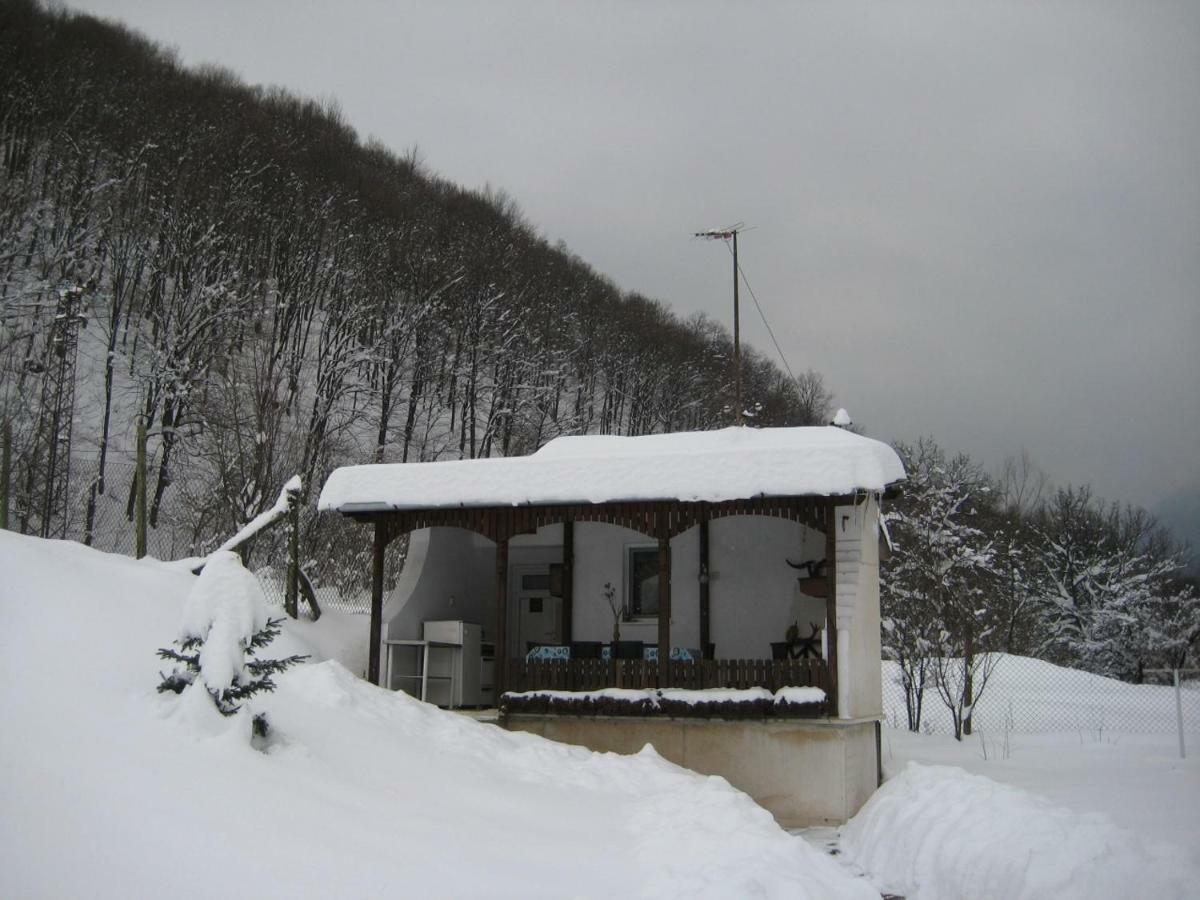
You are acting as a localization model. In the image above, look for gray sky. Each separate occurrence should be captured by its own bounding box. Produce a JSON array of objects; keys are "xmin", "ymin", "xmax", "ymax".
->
[{"xmin": 69, "ymin": 0, "xmax": 1200, "ymax": 520}]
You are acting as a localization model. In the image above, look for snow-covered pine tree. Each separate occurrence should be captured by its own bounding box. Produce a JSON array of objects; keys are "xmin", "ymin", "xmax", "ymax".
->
[
  {"xmin": 882, "ymin": 438, "xmax": 999, "ymax": 738},
  {"xmin": 157, "ymin": 550, "xmax": 307, "ymax": 736}
]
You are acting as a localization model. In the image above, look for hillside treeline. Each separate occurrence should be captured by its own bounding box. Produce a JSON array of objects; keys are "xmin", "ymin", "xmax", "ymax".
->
[
  {"xmin": 0, "ymin": 1, "xmax": 830, "ymax": 553},
  {"xmin": 882, "ymin": 440, "xmax": 1198, "ymax": 736}
]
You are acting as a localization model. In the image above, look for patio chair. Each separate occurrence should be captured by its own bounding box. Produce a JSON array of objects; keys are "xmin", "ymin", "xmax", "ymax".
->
[
  {"xmin": 612, "ymin": 640, "xmax": 644, "ymax": 660},
  {"xmin": 570, "ymin": 641, "xmax": 603, "ymax": 659}
]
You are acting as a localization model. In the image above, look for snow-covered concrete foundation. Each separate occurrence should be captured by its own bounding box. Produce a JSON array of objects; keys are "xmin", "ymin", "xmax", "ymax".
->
[{"xmin": 501, "ymin": 713, "xmax": 880, "ymax": 827}]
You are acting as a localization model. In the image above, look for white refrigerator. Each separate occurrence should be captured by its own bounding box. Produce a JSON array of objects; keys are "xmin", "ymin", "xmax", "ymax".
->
[{"xmin": 422, "ymin": 620, "xmax": 483, "ymax": 708}]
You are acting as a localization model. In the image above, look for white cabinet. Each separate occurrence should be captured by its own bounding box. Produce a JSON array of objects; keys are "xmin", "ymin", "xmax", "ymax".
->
[{"xmin": 383, "ymin": 621, "xmax": 486, "ymax": 708}]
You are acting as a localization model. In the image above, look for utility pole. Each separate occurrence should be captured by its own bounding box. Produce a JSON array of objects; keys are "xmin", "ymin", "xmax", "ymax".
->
[{"xmin": 695, "ymin": 225, "xmax": 744, "ymax": 425}]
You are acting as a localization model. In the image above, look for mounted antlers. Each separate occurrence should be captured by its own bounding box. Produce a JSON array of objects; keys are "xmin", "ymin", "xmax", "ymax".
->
[{"xmin": 785, "ymin": 557, "xmax": 827, "ymax": 578}]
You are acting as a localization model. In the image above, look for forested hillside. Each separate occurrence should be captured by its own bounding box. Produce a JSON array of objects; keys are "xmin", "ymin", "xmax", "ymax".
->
[{"xmin": 0, "ymin": 1, "xmax": 830, "ymax": 555}]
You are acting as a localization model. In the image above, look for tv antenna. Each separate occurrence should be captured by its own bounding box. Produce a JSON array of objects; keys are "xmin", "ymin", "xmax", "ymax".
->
[{"xmin": 694, "ymin": 224, "xmax": 746, "ymax": 425}]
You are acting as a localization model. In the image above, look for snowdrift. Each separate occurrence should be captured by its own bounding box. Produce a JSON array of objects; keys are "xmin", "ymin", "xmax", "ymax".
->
[
  {"xmin": 843, "ymin": 762, "xmax": 1197, "ymax": 900},
  {"xmin": 0, "ymin": 531, "xmax": 873, "ymax": 899}
]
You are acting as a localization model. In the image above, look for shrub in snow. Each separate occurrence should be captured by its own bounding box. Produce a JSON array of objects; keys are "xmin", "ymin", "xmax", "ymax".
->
[{"xmin": 157, "ymin": 551, "xmax": 307, "ymax": 736}]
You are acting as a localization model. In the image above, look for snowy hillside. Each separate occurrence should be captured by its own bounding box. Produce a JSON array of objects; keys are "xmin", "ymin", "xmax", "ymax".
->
[{"xmin": 0, "ymin": 531, "xmax": 873, "ymax": 899}]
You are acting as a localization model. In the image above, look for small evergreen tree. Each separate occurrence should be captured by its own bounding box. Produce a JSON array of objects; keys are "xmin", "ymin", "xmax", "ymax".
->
[
  {"xmin": 156, "ymin": 550, "xmax": 307, "ymax": 736},
  {"xmin": 158, "ymin": 618, "xmax": 307, "ymax": 735}
]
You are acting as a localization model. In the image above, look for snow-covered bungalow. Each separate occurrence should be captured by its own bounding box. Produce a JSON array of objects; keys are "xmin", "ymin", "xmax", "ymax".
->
[{"xmin": 318, "ymin": 425, "xmax": 904, "ymax": 825}]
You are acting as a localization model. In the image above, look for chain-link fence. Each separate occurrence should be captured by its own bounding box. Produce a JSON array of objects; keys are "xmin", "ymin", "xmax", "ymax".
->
[
  {"xmin": 4, "ymin": 453, "xmax": 392, "ymax": 617},
  {"xmin": 883, "ymin": 654, "xmax": 1200, "ymax": 743}
]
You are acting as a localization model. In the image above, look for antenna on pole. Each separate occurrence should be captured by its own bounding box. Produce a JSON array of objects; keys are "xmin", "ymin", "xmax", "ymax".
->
[{"xmin": 694, "ymin": 224, "xmax": 744, "ymax": 425}]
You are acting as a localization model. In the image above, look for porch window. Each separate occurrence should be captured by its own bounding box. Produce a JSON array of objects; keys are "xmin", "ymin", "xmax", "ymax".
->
[{"xmin": 627, "ymin": 546, "xmax": 659, "ymax": 618}]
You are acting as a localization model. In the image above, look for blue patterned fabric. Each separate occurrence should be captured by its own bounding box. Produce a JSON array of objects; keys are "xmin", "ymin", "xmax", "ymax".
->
[
  {"xmin": 525, "ymin": 645, "xmax": 700, "ymax": 662},
  {"xmin": 525, "ymin": 645, "xmax": 571, "ymax": 661}
]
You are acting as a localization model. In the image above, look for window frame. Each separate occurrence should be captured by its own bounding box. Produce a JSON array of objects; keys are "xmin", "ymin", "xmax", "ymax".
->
[{"xmin": 625, "ymin": 544, "xmax": 661, "ymax": 619}]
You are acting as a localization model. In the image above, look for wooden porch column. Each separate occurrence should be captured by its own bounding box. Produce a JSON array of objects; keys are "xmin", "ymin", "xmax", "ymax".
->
[
  {"xmin": 824, "ymin": 502, "xmax": 839, "ymax": 718},
  {"xmin": 495, "ymin": 533, "xmax": 510, "ymax": 698},
  {"xmin": 698, "ymin": 515, "xmax": 710, "ymax": 658},
  {"xmin": 657, "ymin": 515, "xmax": 672, "ymax": 688},
  {"xmin": 368, "ymin": 520, "xmax": 389, "ymax": 685},
  {"xmin": 561, "ymin": 520, "xmax": 574, "ymax": 644}
]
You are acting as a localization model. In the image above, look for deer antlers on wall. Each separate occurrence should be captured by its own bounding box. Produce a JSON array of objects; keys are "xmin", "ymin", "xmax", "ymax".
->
[{"xmin": 785, "ymin": 557, "xmax": 827, "ymax": 578}]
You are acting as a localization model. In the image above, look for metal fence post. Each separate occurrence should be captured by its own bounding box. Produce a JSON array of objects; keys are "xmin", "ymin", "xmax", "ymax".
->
[
  {"xmin": 135, "ymin": 418, "xmax": 147, "ymax": 559},
  {"xmin": 285, "ymin": 491, "xmax": 299, "ymax": 619},
  {"xmin": 1175, "ymin": 669, "xmax": 1187, "ymax": 759}
]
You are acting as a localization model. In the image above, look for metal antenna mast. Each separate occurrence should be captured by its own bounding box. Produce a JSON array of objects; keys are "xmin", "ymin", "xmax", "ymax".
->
[{"xmin": 694, "ymin": 225, "xmax": 744, "ymax": 425}]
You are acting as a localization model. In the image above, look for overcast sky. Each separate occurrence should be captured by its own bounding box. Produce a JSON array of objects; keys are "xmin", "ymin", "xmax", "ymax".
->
[{"xmin": 69, "ymin": 0, "xmax": 1200, "ymax": 521}]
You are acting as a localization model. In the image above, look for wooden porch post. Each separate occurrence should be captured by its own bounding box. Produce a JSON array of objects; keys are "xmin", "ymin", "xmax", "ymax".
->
[
  {"xmin": 495, "ymin": 533, "xmax": 510, "ymax": 698},
  {"xmin": 368, "ymin": 520, "xmax": 389, "ymax": 685},
  {"xmin": 561, "ymin": 519, "xmax": 574, "ymax": 644},
  {"xmin": 657, "ymin": 513, "xmax": 672, "ymax": 688},
  {"xmin": 824, "ymin": 502, "xmax": 839, "ymax": 718},
  {"xmin": 698, "ymin": 514, "xmax": 710, "ymax": 658}
]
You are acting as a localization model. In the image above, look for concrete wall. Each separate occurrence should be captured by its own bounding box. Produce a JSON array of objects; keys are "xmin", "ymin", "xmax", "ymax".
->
[
  {"xmin": 384, "ymin": 524, "xmax": 567, "ymax": 649},
  {"xmin": 383, "ymin": 527, "xmax": 495, "ymax": 641},
  {"xmin": 708, "ymin": 516, "xmax": 825, "ymax": 660},
  {"xmin": 504, "ymin": 714, "xmax": 880, "ymax": 827},
  {"xmin": 832, "ymin": 497, "xmax": 884, "ymax": 720},
  {"xmin": 569, "ymin": 516, "xmax": 824, "ymax": 658},
  {"xmin": 849, "ymin": 495, "xmax": 883, "ymax": 719}
]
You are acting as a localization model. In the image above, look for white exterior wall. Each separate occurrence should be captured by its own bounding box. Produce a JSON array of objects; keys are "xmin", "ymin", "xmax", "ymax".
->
[
  {"xmin": 383, "ymin": 527, "xmax": 495, "ymax": 641},
  {"xmin": 833, "ymin": 496, "xmax": 884, "ymax": 720},
  {"xmin": 708, "ymin": 516, "xmax": 824, "ymax": 660},
  {"xmin": 384, "ymin": 524, "xmax": 567, "ymax": 647}
]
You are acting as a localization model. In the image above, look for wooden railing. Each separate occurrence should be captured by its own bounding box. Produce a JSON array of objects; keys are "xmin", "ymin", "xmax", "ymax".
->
[{"xmin": 505, "ymin": 657, "xmax": 828, "ymax": 695}]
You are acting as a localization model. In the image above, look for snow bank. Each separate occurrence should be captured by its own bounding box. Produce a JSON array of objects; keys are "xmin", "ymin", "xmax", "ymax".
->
[
  {"xmin": 877, "ymin": 725, "xmax": 1200, "ymax": 872},
  {"xmin": 0, "ymin": 531, "xmax": 874, "ymax": 899},
  {"xmin": 842, "ymin": 762, "xmax": 1198, "ymax": 900},
  {"xmin": 320, "ymin": 425, "xmax": 904, "ymax": 512}
]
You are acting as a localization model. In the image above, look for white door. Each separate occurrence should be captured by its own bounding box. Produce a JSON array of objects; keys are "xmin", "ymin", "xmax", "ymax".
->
[{"xmin": 514, "ymin": 566, "xmax": 562, "ymax": 654}]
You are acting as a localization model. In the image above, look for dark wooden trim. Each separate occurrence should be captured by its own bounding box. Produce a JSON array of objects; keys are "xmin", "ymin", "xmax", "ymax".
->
[
  {"xmin": 698, "ymin": 513, "xmax": 710, "ymax": 658},
  {"xmin": 657, "ymin": 511, "xmax": 672, "ymax": 688},
  {"xmin": 344, "ymin": 494, "xmax": 838, "ymax": 542},
  {"xmin": 495, "ymin": 535, "xmax": 510, "ymax": 696},
  {"xmin": 368, "ymin": 521, "xmax": 387, "ymax": 685},
  {"xmin": 824, "ymin": 501, "xmax": 839, "ymax": 718},
  {"xmin": 562, "ymin": 519, "xmax": 574, "ymax": 644}
]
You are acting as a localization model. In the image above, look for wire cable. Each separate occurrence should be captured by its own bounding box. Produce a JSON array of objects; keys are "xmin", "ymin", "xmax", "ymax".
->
[{"xmin": 725, "ymin": 241, "xmax": 798, "ymax": 383}]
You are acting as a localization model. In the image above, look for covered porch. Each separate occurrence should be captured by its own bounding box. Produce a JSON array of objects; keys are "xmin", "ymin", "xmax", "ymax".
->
[{"xmin": 346, "ymin": 494, "xmax": 841, "ymax": 705}]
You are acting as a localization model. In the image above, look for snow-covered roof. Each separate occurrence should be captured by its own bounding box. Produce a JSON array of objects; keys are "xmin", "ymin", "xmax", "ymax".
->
[{"xmin": 319, "ymin": 426, "xmax": 904, "ymax": 514}]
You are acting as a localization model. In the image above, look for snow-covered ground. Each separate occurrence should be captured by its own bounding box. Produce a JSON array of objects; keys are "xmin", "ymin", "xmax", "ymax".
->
[
  {"xmin": 0, "ymin": 531, "xmax": 874, "ymax": 899},
  {"xmin": 880, "ymin": 726, "xmax": 1200, "ymax": 862},
  {"xmin": 883, "ymin": 655, "xmax": 1200, "ymax": 736},
  {"xmin": 3, "ymin": 530, "xmax": 1198, "ymax": 899},
  {"xmin": 837, "ymin": 729, "xmax": 1200, "ymax": 899}
]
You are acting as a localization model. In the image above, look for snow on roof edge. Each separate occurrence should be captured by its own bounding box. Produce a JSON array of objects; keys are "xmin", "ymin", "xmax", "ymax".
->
[{"xmin": 318, "ymin": 426, "xmax": 905, "ymax": 513}]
